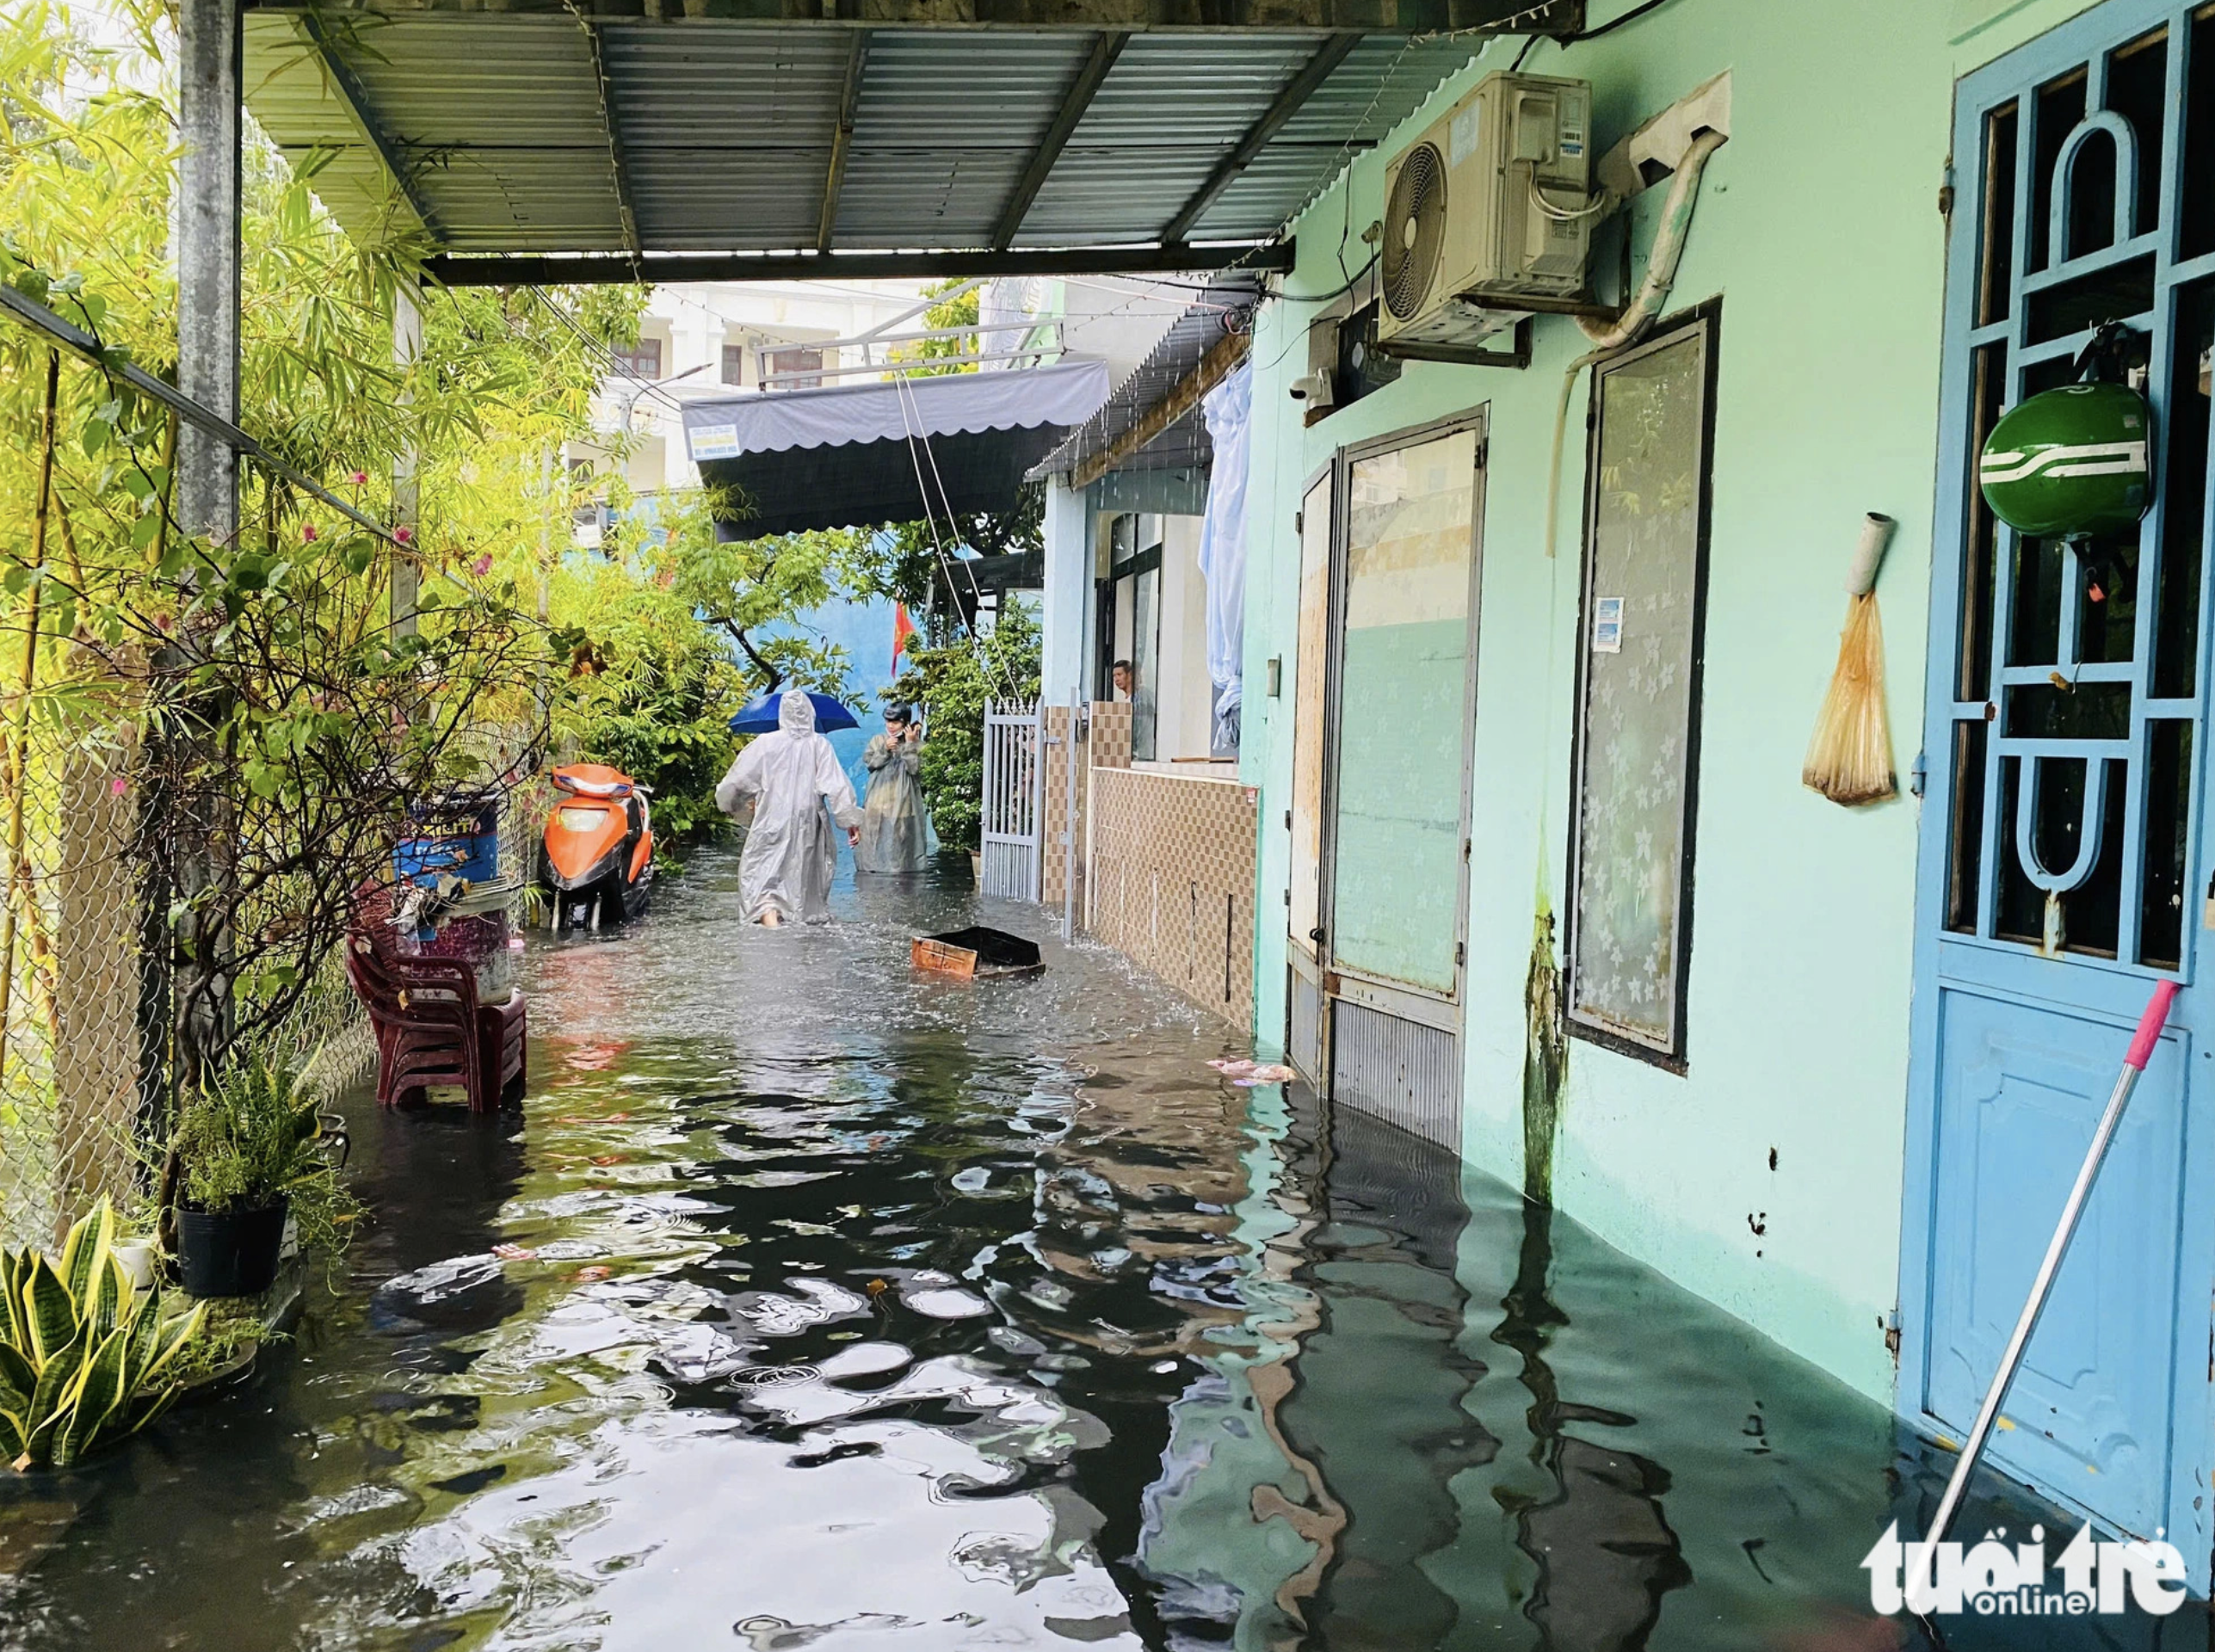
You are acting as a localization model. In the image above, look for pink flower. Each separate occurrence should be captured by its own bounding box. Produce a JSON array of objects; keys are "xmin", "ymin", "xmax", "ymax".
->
[
  {"xmin": 470, "ymin": 552, "xmax": 493, "ymax": 577},
  {"xmin": 109, "ymin": 775, "xmax": 128, "ymax": 797},
  {"xmin": 349, "ymin": 470, "xmax": 368, "ymax": 486},
  {"xmin": 302, "ymin": 523, "xmax": 318, "ymax": 542},
  {"xmin": 394, "ymin": 526, "xmax": 413, "ymax": 545}
]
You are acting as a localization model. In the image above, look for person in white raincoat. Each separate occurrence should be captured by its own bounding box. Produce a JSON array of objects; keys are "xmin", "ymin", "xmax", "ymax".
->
[{"xmin": 714, "ymin": 691, "xmax": 863, "ymax": 926}]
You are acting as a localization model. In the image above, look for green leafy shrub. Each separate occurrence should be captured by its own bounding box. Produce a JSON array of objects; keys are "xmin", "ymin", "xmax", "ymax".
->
[
  {"xmin": 887, "ymin": 602, "xmax": 1041, "ymax": 852},
  {"xmin": 170, "ymin": 1054, "xmax": 358, "ymax": 1257},
  {"xmin": 2, "ymin": 1199, "xmax": 204, "ymax": 1470},
  {"xmin": 570, "ymin": 626, "xmax": 748, "ymax": 843}
]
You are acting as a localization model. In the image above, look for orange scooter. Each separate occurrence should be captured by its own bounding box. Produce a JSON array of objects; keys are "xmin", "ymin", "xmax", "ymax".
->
[{"xmin": 543, "ymin": 763, "xmax": 654, "ymax": 931}]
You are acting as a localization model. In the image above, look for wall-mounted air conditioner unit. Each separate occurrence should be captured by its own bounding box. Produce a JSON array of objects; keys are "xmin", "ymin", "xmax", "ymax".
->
[{"xmin": 1375, "ymin": 71, "xmax": 1596, "ymax": 354}]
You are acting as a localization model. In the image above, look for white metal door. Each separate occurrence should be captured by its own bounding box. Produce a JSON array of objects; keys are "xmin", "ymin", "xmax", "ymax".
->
[{"xmin": 980, "ymin": 699, "xmax": 1043, "ymax": 901}]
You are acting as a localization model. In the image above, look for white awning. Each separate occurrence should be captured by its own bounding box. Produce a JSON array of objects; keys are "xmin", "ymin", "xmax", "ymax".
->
[
  {"xmin": 682, "ymin": 358, "xmax": 1110, "ymax": 465},
  {"xmin": 678, "ymin": 358, "xmax": 1112, "ymax": 541}
]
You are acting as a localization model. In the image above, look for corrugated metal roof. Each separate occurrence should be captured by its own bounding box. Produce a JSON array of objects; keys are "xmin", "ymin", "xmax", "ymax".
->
[
  {"xmin": 1033, "ymin": 271, "xmax": 1262, "ymax": 480},
  {"xmin": 241, "ymin": 11, "xmax": 1504, "ymax": 267},
  {"xmin": 242, "ymin": 14, "xmax": 426, "ymax": 237}
]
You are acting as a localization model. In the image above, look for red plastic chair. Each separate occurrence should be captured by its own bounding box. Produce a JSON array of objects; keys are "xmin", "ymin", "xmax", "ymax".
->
[{"xmin": 346, "ymin": 886, "xmax": 527, "ymax": 1113}]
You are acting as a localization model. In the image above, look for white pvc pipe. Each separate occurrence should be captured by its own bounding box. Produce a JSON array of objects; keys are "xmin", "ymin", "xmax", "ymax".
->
[
  {"xmin": 1546, "ymin": 127, "xmax": 1731, "ymax": 560},
  {"xmin": 1576, "ymin": 127, "xmax": 1731, "ymax": 353}
]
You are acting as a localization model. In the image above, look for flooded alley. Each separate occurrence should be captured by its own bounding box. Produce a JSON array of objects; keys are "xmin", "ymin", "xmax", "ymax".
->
[{"xmin": 0, "ymin": 858, "xmax": 2173, "ymax": 1651}]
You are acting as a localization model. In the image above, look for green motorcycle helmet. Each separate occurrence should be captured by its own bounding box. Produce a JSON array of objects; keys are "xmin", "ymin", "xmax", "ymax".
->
[{"xmin": 1978, "ymin": 380, "xmax": 2153, "ymax": 539}]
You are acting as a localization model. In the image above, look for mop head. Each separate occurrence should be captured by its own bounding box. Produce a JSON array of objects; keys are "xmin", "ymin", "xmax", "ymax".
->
[{"xmin": 1802, "ymin": 592, "xmax": 1896, "ymax": 805}]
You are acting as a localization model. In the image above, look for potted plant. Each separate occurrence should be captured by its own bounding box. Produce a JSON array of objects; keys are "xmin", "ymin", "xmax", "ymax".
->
[
  {"xmin": 2, "ymin": 1199, "xmax": 203, "ymax": 1470},
  {"xmin": 164, "ymin": 1054, "xmax": 351, "ymax": 1299}
]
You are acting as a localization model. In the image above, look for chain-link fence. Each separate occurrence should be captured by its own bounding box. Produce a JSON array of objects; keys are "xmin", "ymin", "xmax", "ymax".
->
[
  {"xmin": 0, "ymin": 669, "xmax": 156, "ymax": 1250},
  {"xmin": 0, "ymin": 695, "xmax": 551, "ymax": 1251}
]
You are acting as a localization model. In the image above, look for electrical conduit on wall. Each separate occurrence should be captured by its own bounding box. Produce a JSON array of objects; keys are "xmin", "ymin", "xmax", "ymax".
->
[{"xmin": 1543, "ymin": 126, "xmax": 1731, "ymax": 563}]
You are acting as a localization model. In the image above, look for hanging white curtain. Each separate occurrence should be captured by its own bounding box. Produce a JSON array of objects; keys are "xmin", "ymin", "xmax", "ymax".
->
[{"xmin": 1196, "ymin": 361, "xmax": 1253, "ymax": 751}]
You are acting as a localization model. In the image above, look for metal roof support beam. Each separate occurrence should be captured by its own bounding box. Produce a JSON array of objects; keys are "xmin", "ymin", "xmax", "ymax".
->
[
  {"xmin": 1070, "ymin": 326, "xmax": 1249, "ymax": 490},
  {"xmin": 992, "ymin": 30, "xmax": 1127, "ymax": 251},
  {"xmin": 424, "ymin": 241, "xmax": 1294, "ymax": 285},
  {"xmin": 1160, "ymin": 34, "xmax": 1358, "ymax": 246},
  {"xmin": 244, "ymin": 0, "xmax": 1581, "ymax": 30},
  {"xmin": 0, "ymin": 282, "xmax": 408, "ymax": 546},
  {"xmin": 178, "ymin": 0, "xmax": 241, "ymax": 545},
  {"xmin": 392, "ymin": 280, "xmax": 422, "ymax": 637},
  {"xmin": 296, "ymin": 13, "xmax": 442, "ymax": 242},
  {"xmin": 818, "ymin": 29, "xmax": 872, "ymax": 252},
  {"xmin": 576, "ymin": 17, "xmax": 644, "ymax": 264}
]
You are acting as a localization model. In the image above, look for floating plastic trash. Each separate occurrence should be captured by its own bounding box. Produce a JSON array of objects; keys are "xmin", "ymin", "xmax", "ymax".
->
[{"xmin": 1207, "ymin": 1057, "xmax": 1296, "ymax": 1083}]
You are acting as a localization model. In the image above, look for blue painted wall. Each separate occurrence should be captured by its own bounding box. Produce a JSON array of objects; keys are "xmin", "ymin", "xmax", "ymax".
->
[{"xmin": 752, "ymin": 568, "xmax": 903, "ymax": 792}]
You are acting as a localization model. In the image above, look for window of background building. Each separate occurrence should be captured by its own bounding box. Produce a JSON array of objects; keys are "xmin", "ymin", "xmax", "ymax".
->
[
  {"xmin": 1564, "ymin": 307, "xmax": 1718, "ymax": 1068},
  {"xmin": 721, "ymin": 343, "xmax": 746, "ymax": 386},
  {"xmin": 609, "ymin": 336, "xmax": 661, "ymax": 381},
  {"xmin": 767, "ymin": 346, "xmax": 824, "ymax": 389}
]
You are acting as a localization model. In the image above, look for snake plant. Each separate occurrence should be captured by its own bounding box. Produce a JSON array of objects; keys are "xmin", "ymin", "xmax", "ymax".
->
[{"xmin": 1, "ymin": 1199, "xmax": 204, "ymax": 1470}]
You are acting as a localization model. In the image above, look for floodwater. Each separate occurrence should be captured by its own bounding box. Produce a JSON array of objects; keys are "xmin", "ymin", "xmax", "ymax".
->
[{"xmin": 0, "ymin": 852, "xmax": 2200, "ymax": 1650}]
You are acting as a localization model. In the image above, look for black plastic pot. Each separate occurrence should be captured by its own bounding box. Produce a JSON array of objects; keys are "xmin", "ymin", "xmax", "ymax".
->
[{"xmin": 175, "ymin": 1199, "xmax": 288, "ymax": 1298}]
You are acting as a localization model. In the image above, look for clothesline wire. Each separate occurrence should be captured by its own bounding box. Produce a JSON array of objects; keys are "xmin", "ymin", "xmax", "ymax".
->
[
  {"xmin": 898, "ymin": 373, "xmax": 1024, "ymax": 702},
  {"xmin": 524, "ymin": 286, "xmax": 686, "ymax": 411},
  {"xmin": 889, "ymin": 371, "xmax": 1026, "ymax": 702}
]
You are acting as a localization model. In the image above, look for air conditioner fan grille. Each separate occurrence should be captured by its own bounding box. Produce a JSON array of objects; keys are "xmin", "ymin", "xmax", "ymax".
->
[{"xmin": 1382, "ymin": 143, "xmax": 1447, "ymax": 323}]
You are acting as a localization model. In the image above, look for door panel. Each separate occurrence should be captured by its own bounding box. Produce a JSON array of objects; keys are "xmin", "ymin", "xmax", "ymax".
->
[
  {"xmin": 1289, "ymin": 470, "xmax": 1335, "ymax": 1084},
  {"xmin": 1291, "ymin": 472, "xmax": 1333, "ymax": 965},
  {"xmin": 1313, "ymin": 414, "xmax": 1485, "ymax": 1138},
  {"xmin": 1907, "ymin": 0, "xmax": 2215, "ymax": 1577},
  {"xmin": 1327, "ymin": 428, "xmax": 1479, "ymax": 997},
  {"xmin": 1925, "ymin": 989, "xmax": 2187, "ymax": 1533}
]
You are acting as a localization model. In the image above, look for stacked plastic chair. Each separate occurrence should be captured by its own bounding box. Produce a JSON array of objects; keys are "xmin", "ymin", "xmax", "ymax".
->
[{"xmin": 345, "ymin": 884, "xmax": 527, "ymax": 1112}]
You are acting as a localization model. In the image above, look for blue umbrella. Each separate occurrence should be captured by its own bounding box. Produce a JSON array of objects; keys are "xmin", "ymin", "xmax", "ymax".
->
[{"xmin": 728, "ymin": 690, "xmax": 859, "ymax": 736}]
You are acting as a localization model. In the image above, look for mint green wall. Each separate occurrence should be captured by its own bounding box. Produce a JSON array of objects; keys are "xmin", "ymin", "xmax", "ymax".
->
[{"xmin": 1240, "ymin": 0, "xmax": 2109, "ymax": 1401}]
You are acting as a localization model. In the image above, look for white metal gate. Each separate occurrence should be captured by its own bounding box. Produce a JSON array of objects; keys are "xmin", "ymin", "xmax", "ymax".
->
[{"xmin": 979, "ymin": 699, "xmax": 1042, "ymax": 901}]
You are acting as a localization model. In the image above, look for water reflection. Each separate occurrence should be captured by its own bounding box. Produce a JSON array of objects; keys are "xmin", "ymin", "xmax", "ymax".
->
[
  {"xmin": 0, "ymin": 848, "xmax": 2194, "ymax": 1649},
  {"xmin": 1501, "ymin": 1199, "xmax": 1690, "ymax": 1652}
]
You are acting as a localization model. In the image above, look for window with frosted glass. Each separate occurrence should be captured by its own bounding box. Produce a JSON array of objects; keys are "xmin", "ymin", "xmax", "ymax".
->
[{"xmin": 1566, "ymin": 314, "xmax": 1714, "ymax": 1063}]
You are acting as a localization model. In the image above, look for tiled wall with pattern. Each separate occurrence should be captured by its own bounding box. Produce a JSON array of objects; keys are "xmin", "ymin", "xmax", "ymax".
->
[
  {"xmin": 1090, "ymin": 700, "xmax": 1132, "ymax": 772},
  {"xmin": 1041, "ymin": 703, "xmax": 1127, "ymax": 909},
  {"xmin": 1087, "ymin": 765, "xmax": 1256, "ymax": 1031},
  {"xmin": 1040, "ymin": 706, "xmax": 1081, "ymax": 909}
]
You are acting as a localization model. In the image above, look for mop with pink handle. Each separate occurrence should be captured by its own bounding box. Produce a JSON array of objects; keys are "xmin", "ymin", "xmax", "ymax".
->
[{"xmin": 1908, "ymin": 977, "xmax": 2180, "ymax": 1606}]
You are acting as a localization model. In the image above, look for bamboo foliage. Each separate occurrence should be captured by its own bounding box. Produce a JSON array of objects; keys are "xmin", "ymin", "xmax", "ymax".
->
[{"xmin": 0, "ymin": 0, "xmax": 640, "ymax": 1240}]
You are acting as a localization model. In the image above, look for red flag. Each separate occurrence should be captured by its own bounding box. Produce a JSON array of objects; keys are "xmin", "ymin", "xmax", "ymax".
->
[{"xmin": 892, "ymin": 603, "xmax": 916, "ymax": 662}]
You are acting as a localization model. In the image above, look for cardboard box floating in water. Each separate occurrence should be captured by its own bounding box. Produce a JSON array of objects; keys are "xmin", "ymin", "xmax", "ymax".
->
[{"xmin": 910, "ymin": 927, "xmax": 1044, "ymax": 981}]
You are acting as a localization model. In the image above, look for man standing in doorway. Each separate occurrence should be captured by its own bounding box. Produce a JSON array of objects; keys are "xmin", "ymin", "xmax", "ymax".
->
[{"xmin": 1111, "ymin": 659, "xmax": 1135, "ymax": 701}]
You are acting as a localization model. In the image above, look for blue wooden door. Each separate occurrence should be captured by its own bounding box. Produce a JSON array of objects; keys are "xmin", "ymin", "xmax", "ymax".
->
[{"xmin": 1906, "ymin": 0, "xmax": 2215, "ymax": 1581}]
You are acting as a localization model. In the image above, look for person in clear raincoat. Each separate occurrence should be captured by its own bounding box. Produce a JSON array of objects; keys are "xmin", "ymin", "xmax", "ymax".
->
[
  {"xmin": 714, "ymin": 691, "xmax": 864, "ymax": 926},
  {"xmin": 855, "ymin": 705, "xmax": 933, "ymax": 874}
]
